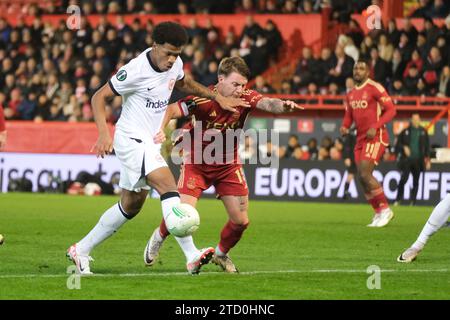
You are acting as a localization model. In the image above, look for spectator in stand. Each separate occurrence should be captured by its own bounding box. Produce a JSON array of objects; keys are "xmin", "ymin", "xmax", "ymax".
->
[
  {"xmin": 378, "ymin": 33, "xmax": 394, "ymax": 62},
  {"xmin": 346, "ymin": 19, "xmax": 364, "ymax": 48},
  {"xmin": 427, "ymin": 0, "xmax": 450, "ymax": 18},
  {"xmin": 416, "ymin": 32, "xmax": 429, "ymax": 60},
  {"xmin": 329, "ymin": 45, "xmax": 354, "ymax": 90},
  {"xmin": 240, "ymin": 15, "xmax": 264, "ymax": 42},
  {"xmin": 239, "ymin": 135, "xmax": 257, "ymax": 161},
  {"xmin": 403, "ymin": 65, "xmax": 421, "ymax": 95},
  {"xmin": 423, "ymin": 46, "xmax": 444, "ymax": 94},
  {"xmin": 338, "ymin": 34, "xmax": 359, "ymax": 62},
  {"xmin": 236, "ymin": 0, "xmax": 258, "ymax": 14},
  {"xmin": 423, "ymin": 17, "xmax": 440, "ymax": 45},
  {"xmin": 370, "ymin": 47, "xmax": 390, "ymax": 87},
  {"xmin": 390, "ymin": 79, "xmax": 407, "ymax": 96},
  {"xmin": 280, "ymin": 134, "xmax": 301, "ymax": 159},
  {"xmin": 389, "ymin": 48, "xmax": 407, "ymax": 83},
  {"xmin": 403, "ymin": 49, "xmax": 424, "ymax": 78},
  {"xmin": 295, "ymin": 46, "xmax": 319, "ymax": 88},
  {"xmin": 410, "ymin": 0, "xmax": 432, "ymax": 18},
  {"xmin": 0, "ymin": 103, "xmax": 6, "ymax": 150},
  {"xmin": 263, "ymin": 0, "xmax": 281, "ymax": 13},
  {"xmin": 282, "ymin": 0, "xmax": 298, "ymax": 14},
  {"xmin": 318, "ymin": 136, "xmax": 333, "ymax": 160},
  {"xmin": 359, "ymin": 35, "xmax": 375, "ymax": 60},
  {"xmin": 264, "ymin": 19, "xmax": 283, "ymax": 61},
  {"xmin": 436, "ymin": 35, "xmax": 449, "ymax": 65},
  {"xmin": 280, "ymin": 80, "xmax": 293, "ymax": 94},
  {"xmin": 437, "ymin": 65, "xmax": 450, "ymax": 97},
  {"xmin": 403, "ymin": 18, "xmax": 419, "ymax": 45},
  {"xmin": 398, "ymin": 32, "xmax": 414, "ymax": 62},
  {"xmin": 306, "ymin": 137, "xmax": 319, "ymax": 160},
  {"xmin": 253, "ymin": 75, "xmax": 276, "ymax": 94},
  {"xmin": 387, "ymin": 19, "xmax": 401, "ymax": 47},
  {"xmin": 317, "ymin": 47, "xmax": 334, "ymax": 87}
]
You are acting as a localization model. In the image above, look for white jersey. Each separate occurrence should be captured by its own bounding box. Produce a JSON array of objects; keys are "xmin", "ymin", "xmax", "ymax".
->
[{"xmin": 109, "ymin": 48, "xmax": 184, "ymax": 142}]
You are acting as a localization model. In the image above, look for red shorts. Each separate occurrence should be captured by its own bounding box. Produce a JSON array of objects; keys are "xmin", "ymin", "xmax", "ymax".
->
[
  {"xmin": 354, "ymin": 138, "xmax": 387, "ymax": 165},
  {"xmin": 178, "ymin": 163, "xmax": 248, "ymax": 199}
]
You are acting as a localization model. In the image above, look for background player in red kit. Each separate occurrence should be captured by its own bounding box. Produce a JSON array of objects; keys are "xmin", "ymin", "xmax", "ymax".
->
[
  {"xmin": 340, "ymin": 59, "xmax": 396, "ymax": 227},
  {"xmin": 0, "ymin": 104, "xmax": 6, "ymax": 150},
  {"xmin": 144, "ymin": 57, "xmax": 302, "ymax": 273}
]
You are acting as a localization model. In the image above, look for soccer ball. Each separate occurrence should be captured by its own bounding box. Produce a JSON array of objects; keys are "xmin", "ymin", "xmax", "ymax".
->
[{"xmin": 165, "ymin": 203, "xmax": 200, "ymax": 237}]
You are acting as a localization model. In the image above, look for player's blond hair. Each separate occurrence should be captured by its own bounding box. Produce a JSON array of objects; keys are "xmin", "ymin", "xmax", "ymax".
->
[{"xmin": 218, "ymin": 57, "xmax": 251, "ymax": 80}]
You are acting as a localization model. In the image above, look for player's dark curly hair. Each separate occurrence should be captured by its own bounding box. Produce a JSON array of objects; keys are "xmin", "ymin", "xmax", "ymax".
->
[{"xmin": 152, "ymin": 21, "xmax": 188, "ymax": 47}]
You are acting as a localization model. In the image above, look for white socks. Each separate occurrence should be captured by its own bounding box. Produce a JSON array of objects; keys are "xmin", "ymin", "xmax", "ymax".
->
[
  {"xmin": 412, "ymin": 194, "xmax": 450, "ymax": 250},
  {"xmin": 161, "ymin": 192, "xmax": 181, "ymax": 221},
  {"xmin": 77, "ymin": 202, "xmax": 130, "ymax": 256},
  {"xmin": 160, "ymin": 192, "xmax": 199, "ymax": 262},
  {"xmin": 174, "ymin": 235, "xmax": 199, "ymax": 262}
]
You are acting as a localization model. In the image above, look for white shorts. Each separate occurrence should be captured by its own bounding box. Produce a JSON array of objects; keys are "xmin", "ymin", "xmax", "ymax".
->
[{"xmin": 113, "ymin": 133, "xmax": 168, "ymax": 192}]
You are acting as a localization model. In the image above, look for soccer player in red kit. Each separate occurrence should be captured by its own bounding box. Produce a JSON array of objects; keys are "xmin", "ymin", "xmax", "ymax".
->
[
  {"xmin": 340, "ymin": 59, "xmax": 396, "ymax": 227},
  {"xmin": 0, "ymin": 105, "xmax": 6, "ymax": 150},
  {"xmin": 144, "ymin": 57, "xmax": 302, "ymax": 273}
]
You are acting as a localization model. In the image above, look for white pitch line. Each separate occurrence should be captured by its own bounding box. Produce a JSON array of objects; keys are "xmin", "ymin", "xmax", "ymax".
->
[{"xmin": 0, "ymin": 269, "xmax": 448, "ymax": 279}]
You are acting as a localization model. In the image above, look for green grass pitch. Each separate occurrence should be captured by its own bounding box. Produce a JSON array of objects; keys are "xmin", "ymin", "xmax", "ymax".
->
[{"xmin": 0, "ymin": 193, "xmax": 449, "ymax": 299}]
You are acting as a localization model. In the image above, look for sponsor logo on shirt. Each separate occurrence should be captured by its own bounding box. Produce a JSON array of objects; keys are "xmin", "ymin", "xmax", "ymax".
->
[
  {"xmin": 145, "ymin": 99, "xmax": 169, "ymax": 109},
  {"xmin": 350, "ymin": 100, "xmax": 368, "ymax": 109}
]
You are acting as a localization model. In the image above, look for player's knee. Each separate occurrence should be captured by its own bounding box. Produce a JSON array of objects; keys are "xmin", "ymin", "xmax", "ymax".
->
[
  {"xmin": 147, "ymin": 177, "xmax": 177, "ymax": 195},
  {"xmin": 358, "ymin": 170, "xmax": 371, "ymax": 184},
  {"xmin": 120, "ymin": 196, "xmax": 146, "ymax": 217},
  {"xmin": 230, "ymin": 219, "xmax": 250, "ymax": 230}
]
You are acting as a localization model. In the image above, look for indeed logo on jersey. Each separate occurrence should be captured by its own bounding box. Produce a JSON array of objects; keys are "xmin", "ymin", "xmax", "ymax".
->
[
  {"xmin": 146, "ymin": 99, "xmax": 169, "ymax": 109},
  {"xmin": 350, "ymin": 100, "xmax": 368, "ymax": 109}
]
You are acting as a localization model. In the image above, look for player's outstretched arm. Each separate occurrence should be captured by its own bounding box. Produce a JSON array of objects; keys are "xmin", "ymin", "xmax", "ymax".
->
[
  {"xmin": 175, "ymin": 75, "xmax": 250, "ymax": 112},
  {"xmin": 255, "ymin": 97, "xmax": 303, "ymax": 113},
  {"xmin": 90, "ymin": 83, "xmax": 116, "ymax": 158}
]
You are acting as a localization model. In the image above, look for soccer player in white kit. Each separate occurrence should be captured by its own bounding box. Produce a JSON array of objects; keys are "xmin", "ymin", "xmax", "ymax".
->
[
  {"xmin": 397, "ymin": 193, "xmax": 450, "ymax": 262},
  {"xmin": 67, "ymin": 22, "xmax": 248, "ymax": 275}
]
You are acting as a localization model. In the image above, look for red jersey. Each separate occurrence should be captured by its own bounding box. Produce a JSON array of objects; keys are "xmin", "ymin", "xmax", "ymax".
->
[
  {"xmin": 177, "ymin": 86, "xmax": 264, "ymax": 165},
  {"xmin": 342, "ymin": 79, "xmax": 396, "ymax": 146},
  {"xmin": 0, "ymin": 105, "xmax": 5, "ymax": 132}
]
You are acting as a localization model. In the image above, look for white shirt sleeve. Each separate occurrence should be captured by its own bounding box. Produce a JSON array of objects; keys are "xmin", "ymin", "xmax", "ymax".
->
[
  {"xmin": 109, "ymin": 58, "xmax": 141, "ymax": 96},
  {"xmin": 175, "ymin": 57, "xmax": 185, "ymax": 81}
]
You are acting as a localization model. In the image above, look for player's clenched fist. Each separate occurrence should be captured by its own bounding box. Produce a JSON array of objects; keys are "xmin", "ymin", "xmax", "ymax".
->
[
  {"xmin": 91, "ymin": 132, "xmax": 113, "ymax": 158},
  {"xmin": 153, "ymin": 129, "xmax": 166, "ymax": 144},
  {"xmin": 366, "ymin": 127, "xmax": 376, "ymax": 139}
]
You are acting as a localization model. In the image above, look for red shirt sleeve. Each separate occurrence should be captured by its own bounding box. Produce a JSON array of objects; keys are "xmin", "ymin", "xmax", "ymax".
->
[
  {"xmin": 0, "ymin": 105, "xmax": 6, "ymax": 132},
  {"xmin": 177, "ymin": 95, "xmax": 196, "ymax": 117},
  {"xmin": 244, "ymin": 90, "xmax": 264, "ymax": 109},
  {"xmin": 372, "ymin": 85, "xmax": 396, "ymax": 130},
  {"xmin": 341, "ymin": 95, "xmax": 353, "ymax": 129}
]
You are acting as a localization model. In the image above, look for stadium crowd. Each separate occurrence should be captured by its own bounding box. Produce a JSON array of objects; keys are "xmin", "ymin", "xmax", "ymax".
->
[
  {"xmin": 0, "ymin": 13, "xmax": 282, "ymax": 123},
  {"xmin": 287, "ymin": 15, "xmax": 450, "ymax": 97}
]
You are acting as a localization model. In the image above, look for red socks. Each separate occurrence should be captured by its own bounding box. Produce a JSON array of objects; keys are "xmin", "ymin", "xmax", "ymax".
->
[
  {"xmin": 218, "ymin": 220, "xmax": 249, "ymax": 254},
  {"xmin": 365, "ymin": 188, "xmax": 389, "ymax": 214},
  {"xmin": 159, "ymin": 219, "xmax": 170, "ymax": 238}
]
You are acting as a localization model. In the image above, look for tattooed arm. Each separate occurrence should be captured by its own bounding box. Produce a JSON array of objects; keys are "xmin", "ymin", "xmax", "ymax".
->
[
  {"xmin": 175, "ymin": 75, "xmax": 250, "ymax": 112},
  {"xmin": 256, "ymin": 97, "xmax": 302, "ymax": 114}
]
